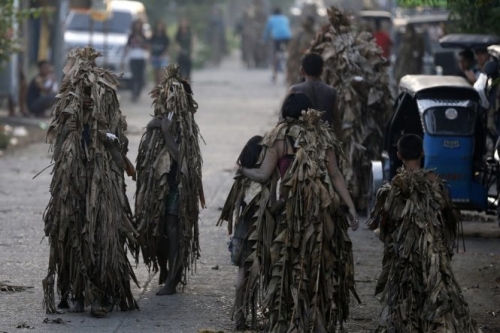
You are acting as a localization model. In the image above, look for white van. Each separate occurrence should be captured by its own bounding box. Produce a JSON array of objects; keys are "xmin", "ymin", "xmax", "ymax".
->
[{"xmin": 64, "ymin": 0, "xmax": 150, "ymax": 87}]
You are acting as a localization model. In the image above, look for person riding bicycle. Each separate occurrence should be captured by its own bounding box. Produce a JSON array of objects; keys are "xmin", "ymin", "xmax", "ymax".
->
[{"xmin": 263, "ymin": 7, "xmax": 292, "ymax": 83}]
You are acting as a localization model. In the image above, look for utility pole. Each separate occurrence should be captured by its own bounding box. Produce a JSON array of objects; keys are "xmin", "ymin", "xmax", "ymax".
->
[{"xmin": 52, "ymin": 0, "xmax": 67, "ymax": 83}]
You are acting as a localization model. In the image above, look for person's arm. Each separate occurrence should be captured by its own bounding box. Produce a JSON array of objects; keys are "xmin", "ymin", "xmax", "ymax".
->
[
  {"xmin": 332, "ymin": 100, "xmax": 343, "ymax": 141},
  {"xmin": 240, "ymin": 141, "xmax": 279, "ymax": 183},
  {"xmin": 464, "ymin": 70, "xmax": 477, "ymax": 84},
  {"xmin": 326, "ymin": 148, "xmax": 359, "ymax": 230},
  {"xmin": 160, "ymin": 116, "xmax": 179, "ymax": 161}
]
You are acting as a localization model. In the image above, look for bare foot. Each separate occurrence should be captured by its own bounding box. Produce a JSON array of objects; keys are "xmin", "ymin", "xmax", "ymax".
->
[
  {"xmin": 57, "ymin": 298, "xmax": 70, "ymax": 309},
  {"xmin": 235, "ymin": 312, "xmax": 247, "ymax": 331},
  {"xmin": 156, "ymin": 284, "xmax": 177, "ymax": 296},
  {"xmin": 68, "ymin": 299, "xmax": 84, "ymax": 313},
  {"xmin": 90, "ymin": 300, "xmax": 108, "ymax": 318}
]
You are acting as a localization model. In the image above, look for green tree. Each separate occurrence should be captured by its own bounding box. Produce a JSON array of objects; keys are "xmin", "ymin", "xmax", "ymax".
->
[
  {"xmin": 398, "ymin": 0, "xmax": 500, "ymax": 36},
  {"xmin": 0, "ymin": 0, "xmax": 42, "ymax": 68}
]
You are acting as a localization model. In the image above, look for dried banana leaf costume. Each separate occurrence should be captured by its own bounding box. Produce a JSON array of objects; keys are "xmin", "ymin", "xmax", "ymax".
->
[
  {"xmin": 42, "ymin": 47, "xmax": 138, "ymax": 314},
  {"xmin": 135, "ymin": 65, "xmax": 205, "ymax": 288},
  {"xmin": 218, "ymin": 153, "xmax": 277, "ymax": 328},
  {"xmin": 286, "ymin": 14, "xmax": 316, "ymax": 86},
  {"xmin": 244, "ymin": 110, "xmax": 358, "ymax": 332},
  {"xmin": 370, "ymin": 168, "xmax": 479, "ymax": 333},
  {"xmin": 308, "ymin": 7, "xmax": 392, "ymax": 212}
]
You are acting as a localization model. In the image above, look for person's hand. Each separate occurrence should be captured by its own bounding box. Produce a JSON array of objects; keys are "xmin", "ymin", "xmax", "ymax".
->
[
  {"xmin": 235, "ymin": 165, "xmax": 243, "ymax": 176},
  {"xmin": 348, "ymin": 207, "xmax": 359, "ymax": 231},
  {"xmin": 464, "ymin": 70, "xmax": 476, "ymax": 84},
  {"xmin": 66, "ymin": 117, "xmax": 77, "ymax": 132},
  {"xmin": 161, "ymin": 115, "xmax": 173, "ymax": 134},
  {"xmin": 146, "ymin": 116, "xmax": 162, "ymax": 130}
]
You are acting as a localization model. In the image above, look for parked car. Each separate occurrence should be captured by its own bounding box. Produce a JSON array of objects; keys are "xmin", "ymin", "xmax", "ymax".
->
[
  {"xmin": 64, "ymin": 0, "xmax": 150, "ymax": 88},
  {"xmin": 373, "ymin": 75, "xmax": 500, "ymax": 216}
]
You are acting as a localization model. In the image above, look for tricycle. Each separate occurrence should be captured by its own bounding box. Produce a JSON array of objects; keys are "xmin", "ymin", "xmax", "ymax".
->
[{"xmin": 372, "ymin": 75, "xmax": 499, "ymax": 216}]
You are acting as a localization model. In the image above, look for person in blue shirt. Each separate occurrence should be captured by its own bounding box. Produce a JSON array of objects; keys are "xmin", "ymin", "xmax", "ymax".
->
[{"xmin": 263, "ymin": 7, "xmax": 292, "ymax": 83}]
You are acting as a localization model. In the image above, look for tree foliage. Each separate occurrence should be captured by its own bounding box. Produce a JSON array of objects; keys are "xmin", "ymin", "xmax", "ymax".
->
[
  {"xmin": 398, "ymin": 0, "xmax": 500, "ymax": 36},
  {"xmin": 0, "ymin": 0, "xmax": 44, "ymax": 67}
]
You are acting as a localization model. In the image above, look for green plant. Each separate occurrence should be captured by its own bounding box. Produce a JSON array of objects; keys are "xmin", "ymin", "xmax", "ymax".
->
[
  {"xmin": 0, "ymin": 0, "xmax": 45, "ymax": 69},
  {"xmin": 397, "ymin": 0, "xmax": 500, "ymax": 36}
]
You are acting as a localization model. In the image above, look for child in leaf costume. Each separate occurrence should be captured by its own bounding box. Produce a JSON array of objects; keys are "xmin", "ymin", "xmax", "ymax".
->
[
  {"xmin": 232, "ymin": 93, "xmax": 359, "ymax": 332},
  {"xmin": 43, "ymin": 47, "xmax": 139, "ymax": 317},
  {"xmin": 218, "ymin": 135, "xmax": 277, "ymax": 330},
  {"xmin": 369, "ymin": 134, "xmax": 480, "ymax": 333},
  {"xmin": 135, "ymin": 64, "xmax": 205, "ymax": 296}
]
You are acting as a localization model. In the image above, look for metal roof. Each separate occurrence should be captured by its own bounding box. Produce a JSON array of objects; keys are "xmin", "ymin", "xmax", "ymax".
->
[
  {"xmin": 399, "ymin": 75, "xmax": 475, "ymax": 97},
  {"xmin": 358, "ymin": 10, "xmax": 392, "ymax": 19},
  {"xmin": 439, "ymin": 34, "xmax": 500, "ymax": 49},
  {"xmin": 393, "ymin": 13, "xmax": 449, "ymax": 27}
]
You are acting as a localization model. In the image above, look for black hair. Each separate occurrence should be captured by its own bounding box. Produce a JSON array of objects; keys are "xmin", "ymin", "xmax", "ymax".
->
[
  {"xmin": 301, "ymin": 53, "xmax": 323, "ymax": 77},
  {"xmin": 153, "ymin": 20, "xmax": 167, "ymax": 38},
  {"xmin": 37, "ymin": 60, "xmax": 49, "ymax": 68},
  {"xmin": 281, "ymin": 93, "xmax": 313, "ymax": 119},
  {"xmin": 474, "ymin": 47, "xmax": 488, "ymax": 54},
  {"xmin": 238, "ymin": 135, "xmax": 263, "ymax": 168},
  {"xmin": 131, "ymin": 19, "xmax": 145, "ymax": 37},
  {"xmin": 273, "ymin": 7, "xmax": 281, "ymax": 15},
  {"xmin": 397, "ymin": 134, "xmax": 423, "ymax": 161},
  {"xmin": 459, "ymin": 48, "xmax": 475, "ymax": 63}
]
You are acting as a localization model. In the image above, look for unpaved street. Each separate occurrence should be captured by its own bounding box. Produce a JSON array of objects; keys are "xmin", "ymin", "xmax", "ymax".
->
[{"xmin": 1, "ymin": 57, "xmax": 499, "ymax": 332}]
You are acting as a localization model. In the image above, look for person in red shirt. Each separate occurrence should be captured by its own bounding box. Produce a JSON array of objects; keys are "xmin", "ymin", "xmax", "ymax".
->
[{"xmin": 372, "ymin": 19, "xmax": 392, "ymax": 59}]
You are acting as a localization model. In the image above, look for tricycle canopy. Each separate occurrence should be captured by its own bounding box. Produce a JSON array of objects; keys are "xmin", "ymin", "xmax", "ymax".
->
[
  {"xmin": 399, "ymin": 75, "xmax": 479, "ymax": 99},
  {"xmin": 439, "ymin": 34, "xmax": 500, "ymax": 50}
]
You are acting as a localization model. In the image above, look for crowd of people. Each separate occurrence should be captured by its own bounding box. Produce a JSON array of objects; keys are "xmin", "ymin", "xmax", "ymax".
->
[
  {"xmin": 38, "ymin": 39, "xmax": 483, "ymax": 331},
  {"xmin": 4, "ymin": 2, "xmax": 497, "ymax": 332}
]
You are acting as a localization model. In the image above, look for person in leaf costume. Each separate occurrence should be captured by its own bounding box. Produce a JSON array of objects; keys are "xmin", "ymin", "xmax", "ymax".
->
[
  {"xmin": 286, "ymin": 15, "xmax": 316, "ymax": 86},
  {"xmin": 308, "ymin": 7, "xmax": 393, "ymax": 213},
  {"xmin": 135, "ymin": 64, "xmax": 205, "ymax": 296},
  {"xmin": 42, "ymin": 47, "xmax": 139, "ymax": 317},
  {"xmin": 369, "ymin": 134, "xmax": 480, "ymax": 333},
  {"xmin": 218, "ymin": 135, "xmax": 277, "ymax": 330},
  {"xmin": 229, "ymin": 93, "xmax": 359, "ymax": 332}
]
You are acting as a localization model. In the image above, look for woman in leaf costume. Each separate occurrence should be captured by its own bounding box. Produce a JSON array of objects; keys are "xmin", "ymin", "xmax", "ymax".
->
[
  {"xmin": 135, "ymin": 64, "xmax": 205, "ymax": 295},
  {"xmin": 231, "ymin": 93, "xmax": 359, "ymax": 332},
  {"xmin": 369, "ymin": 134, "xmax": 480, "ymax": 333},
  {"xmin": 43, "ymin": 47, "xmax": 139, "ymax": 317}
]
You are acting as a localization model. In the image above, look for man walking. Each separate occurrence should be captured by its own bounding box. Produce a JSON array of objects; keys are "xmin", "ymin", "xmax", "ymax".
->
[{"xmin": 290, "ymin": 53, "xmax": 343, "ymax": 140}]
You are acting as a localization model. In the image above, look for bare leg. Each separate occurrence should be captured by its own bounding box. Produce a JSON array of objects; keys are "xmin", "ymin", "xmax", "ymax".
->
[
  {"xmin": 234, "ymin": 266, "xmax": 248, "ymax": 330},
  {"xmin": 157, "ymin": 214, "xmax": 182, "ymax": 296},
  {"xmin": 90, "ymin": 299, "xmax": 108, "ymax": 318},
  {"xmin": 157, "ymin": 219, "xmax": 169, "ymax": 285},
  {"xmin": 68, "ymin": 298, "xmax": 84, "ymax": 313},
  {"xmin": 69, "ymin": 273, "xmax": 85, "ymax": 313}
]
